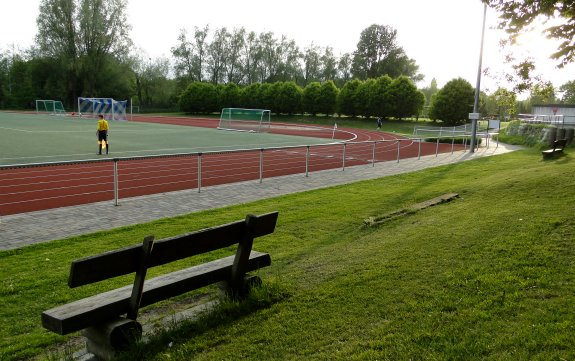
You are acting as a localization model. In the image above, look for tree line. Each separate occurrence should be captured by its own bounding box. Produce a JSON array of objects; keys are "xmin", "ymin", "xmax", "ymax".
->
[
  {"xmin": 1, "ymin": 0, "xmax": 574, "ymax": 124},
  {"xmin": 179, "ymin": 76, "xmax": 426, "ymax": 120},
  {"xmin": 0, "ymin": 0, "xmax": 422, "ymax": 113}
]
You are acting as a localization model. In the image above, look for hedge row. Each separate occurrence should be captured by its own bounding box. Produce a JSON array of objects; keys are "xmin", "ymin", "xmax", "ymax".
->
[{"xmin": 179, "ymin": 76, "xmax": 425, "ymax": 119}]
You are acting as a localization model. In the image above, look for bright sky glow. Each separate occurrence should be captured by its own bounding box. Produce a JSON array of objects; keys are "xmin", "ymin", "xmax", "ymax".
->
[{"xmin": 1, "ymin": 0, "xmax": 574, "ymax": 94}]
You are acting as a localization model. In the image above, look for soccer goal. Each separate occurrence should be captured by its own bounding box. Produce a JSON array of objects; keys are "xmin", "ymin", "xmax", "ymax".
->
[
  {"xmin": 77, "ymin": 97, "xmax": 128, "ymax": 121},
  {"xmin": 218, "ymin": 108, "xmax": 271, "ymax": 133},
  {"xmin": 36, "ymin": 100, "xmax": 67, "ymax": 116}
]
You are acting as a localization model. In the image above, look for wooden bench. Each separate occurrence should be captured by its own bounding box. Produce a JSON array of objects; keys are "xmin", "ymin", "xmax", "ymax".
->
[
  {"xmin": 542, "ymin": 138, "xmax": 567, "ymax": 158},
  {"xmin": 41, "ymin": 211, "xmax": 278, "ymax": 360}
]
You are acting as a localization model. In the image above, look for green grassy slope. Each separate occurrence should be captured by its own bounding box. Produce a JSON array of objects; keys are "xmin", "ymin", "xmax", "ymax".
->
[{"xmin": 0, "ymin": 149, "xmax": 573, "ymax": 360}]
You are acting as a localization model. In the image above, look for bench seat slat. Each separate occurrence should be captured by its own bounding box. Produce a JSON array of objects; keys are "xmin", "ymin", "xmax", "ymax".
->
[
  {"xmin": 68, "ymin": 212, "xmax": 278, "ymax": 288},
  {"xmin": 43, "ymin": 251, "xmax": 271, "ymax": 335}
]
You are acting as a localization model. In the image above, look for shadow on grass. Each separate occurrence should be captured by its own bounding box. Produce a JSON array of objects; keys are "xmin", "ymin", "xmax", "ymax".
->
[{"xmin": 113, "ymin": 281, "xmax": 291, "ymax": 361}]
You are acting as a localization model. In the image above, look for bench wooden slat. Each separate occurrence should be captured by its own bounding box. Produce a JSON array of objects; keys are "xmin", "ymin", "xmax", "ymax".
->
[
  {"xmin": 68, "ymin": 212, "xmax": 278, "ymax": 288},
  {"xmin": 43, "ymin": 251, "xmax": 271, "ymax": 335}
]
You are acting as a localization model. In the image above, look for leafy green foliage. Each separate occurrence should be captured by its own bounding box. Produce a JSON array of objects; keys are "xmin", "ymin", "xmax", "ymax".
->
[
  {"xmin": 429, "ymin": 78, "xmax": 475, "ymax": 125},
  {"xmin": 529, "ymin": 81, "xmax": 556, "ymax": 105},
  {"xmin": 420, "ymin": 78, "xmax": 439, "ymax": 106},
  {"xmin": 371, "ymin": 75, "xmax": 393, "ymax": 118},
  {"xmin": 336, "ymin": 79, "xmax": 361, "ymax": 117},
  {"xmin": 499, "ymin": 120, "xmax": 552, "ymax": 147},
  {"xmin": 316, "ymin": 81, "xmax": 339, "ymax": 116},
  {"xmin": 387, "ymin": 76, "xmax": 425, "ymax": 119},
  {"xmin": 274, "ymin": 81, "xmax": 302, "ymax": 115},
  {"xmin": 559, "ymin": 80, "xmax": 575, "ymax": 103},
  {"xmin": 351, "ymin": 24, "xmax": 422, "ymax": 82},
  {"xmin": 354, "ymin": 78, "xmax": 377, "ymax": 118},
  {"xmin": 36, "ymin": 0, "xmax": 132, "ymax": 103},
  {"xmin": 302, "ymin": 81, "xmax": 322, "ymax": 116},
  {"xmin": 178, "ymin": 82, "xmax": 218, "ymax": 113},
  {"xmin": 487, "ymin": 87, "xmax": 517, "ymax": 118},
  {"xmin": 217, "ymin": 83, "xmax": 241, "ymax": 109},
  {"xmin": 485, "ymin": 0, "xmax": 575, "ymax": 67}
]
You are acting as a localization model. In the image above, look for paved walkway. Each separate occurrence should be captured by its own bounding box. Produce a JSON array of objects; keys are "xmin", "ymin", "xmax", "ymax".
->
[{"xmin": 0, "ymin": 143, "xmax": 521, "ymax": 250}]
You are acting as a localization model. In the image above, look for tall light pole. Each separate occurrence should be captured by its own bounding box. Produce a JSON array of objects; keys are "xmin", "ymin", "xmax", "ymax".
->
[{"xmin": 470, "ymin": 4, "xmax": 487, "ymax": 153}]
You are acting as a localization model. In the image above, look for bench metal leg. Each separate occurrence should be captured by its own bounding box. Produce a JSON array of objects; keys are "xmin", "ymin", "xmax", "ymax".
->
[{"xmin": 83, "ymin": 317, "xmax": 142, "ymax": 360}]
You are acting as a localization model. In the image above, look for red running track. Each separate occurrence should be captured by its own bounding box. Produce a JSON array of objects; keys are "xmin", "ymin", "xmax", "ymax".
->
[{"xmin": 0, "ymin": 115, "xmax": 464, "ymax": 215}]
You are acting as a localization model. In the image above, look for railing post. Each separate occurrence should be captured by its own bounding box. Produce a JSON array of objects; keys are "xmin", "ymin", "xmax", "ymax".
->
[
  {"xmin": 197, "ymin": 152, "xmax": 202, "ymax": 193},
  {"xmin": 113, "ymin": 158, "xmax": 119, "ymax": 206},
  {"xmin": 372, "ymin": 141, "xmax": 376, "ymax": 167},
  {"xmin": 305, "ymin": 145, "xmax": 310, "ymax": 177},
  {"xmin": 342, "ymin": 143, "xmax": 346, "ymax": 171},
  {"xmin": 259, "ymin": 148, "xmax": 264, "ymax": 183},
  {"xmin": 435, "ymin": 138, "xmax": 440, "ymax": 157},
  {"xmin": 418, "ymin": 138, "xmax": 422, "ymax": 160},
  {"xmin": 396, "ymin": 140, "xmax": 401, "ymax": 163}
]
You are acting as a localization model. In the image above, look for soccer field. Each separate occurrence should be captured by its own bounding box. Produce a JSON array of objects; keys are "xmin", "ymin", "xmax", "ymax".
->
[{"xmin": 0, "ymin": 112, "xmax": 332, "ymax": 165}]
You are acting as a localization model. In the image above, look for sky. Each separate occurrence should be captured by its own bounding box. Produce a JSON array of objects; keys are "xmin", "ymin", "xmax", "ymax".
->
[{"xmin": 1, "ymin": 0, "xmax": 574, "ymax": 95}]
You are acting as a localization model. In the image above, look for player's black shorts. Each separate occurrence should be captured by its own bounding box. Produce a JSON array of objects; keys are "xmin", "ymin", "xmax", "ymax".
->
[{"xmin": 98, "ymin": 130, "xmax": 107, "ymax": 141}]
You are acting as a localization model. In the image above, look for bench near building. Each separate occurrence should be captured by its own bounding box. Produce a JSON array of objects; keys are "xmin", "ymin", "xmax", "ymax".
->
[{"xmin": 41, "ymin": 212, "xmax": 278, "ymax": 360}]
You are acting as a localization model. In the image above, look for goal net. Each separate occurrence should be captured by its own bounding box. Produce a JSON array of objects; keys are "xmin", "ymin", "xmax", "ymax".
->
[
  {"xmin": 36, "ymin": 100, "xmax": 67, "ymax": 116},
  {"xmin": 77, "ymin": 97, "xmax": 128, "ymax": 121},
  {"xmin": 218, "ymin": 108, "xmax": 271, "ymax": 133}
]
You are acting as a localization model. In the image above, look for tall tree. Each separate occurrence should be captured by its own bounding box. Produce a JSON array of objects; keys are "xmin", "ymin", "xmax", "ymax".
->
[
  {"xmin": 317, "ymin": 80, "xmax": 339, "ymax": 116},
  {"xmin": 275, "ymin": 37, "xmax": 302, "ymax": 83},
  {"xmin": 421, "ymin": 78, "xmax": 439, "ymax": 106},
  {"xmin": 76, "ymin": 0, "xmax": 131, "ymax": 94},
  {"xmin": 336, "ymin": 53, "xmax": 353, "ymax": 87},
  {"xmin": 558, "ymin": 80, "xmax": 575, "ymax": 103},
  {"xmin": 36, "ymin": 0, "xmax": 79, "ymax": 103},
  {"xmin": 429, "ymin": 78, "xmax": 475, "ymax": 125},
  {"xmin": 351, "ymin": 24, "xmax": 421, "ymax": 81},
  {"xmin": 171, "ymin": 29, "xmax": 196, "ymax": 86},
  {"xmin": 0, "ymin": 49, "xmax": 10, "ymax": 106},
  {"xmin": 337, "ymin": 78, "xmax": 361, "ymax": 117},
  {"xmin": 303, "ymin": 44, "xmax": 322, "ymax": 85},
  {"xmin": 131, "ymin": 54, "xmax": 172, "ymax": 108},
  {"xmin": 36, "ymin": 0, "xmax": 132, "ymax": 102},
  {"xmin": 320, "ymin": 46, "xmax": 338, "ymax": 82},
  {"xmin": 489, "ymin": 87, "xmax": 517, "ymax": 118},
  {"xmin": 258, "ymin": 32, "xmax": 279, "ymax": 82},
  {"xmin": 241, "ymin": 31, "xmax": 261, "ymax": 85},
  {"xmin": 207, "ymin": 27, "xmax": 230, "ymax": 84},
  {"xmin": 226, "ymin": 28, "xmax": 246, "ymax": 84},
  {"xmin": 302, "ymin": 81, "xmax": 322, "ymax": 116},
  {"xmin": 530, "ymin": 81, "xmax": 556, "ymax": 105},
  {"xmin": 387, "ymin": 76, "xmax": 425, "ymax": 119}
]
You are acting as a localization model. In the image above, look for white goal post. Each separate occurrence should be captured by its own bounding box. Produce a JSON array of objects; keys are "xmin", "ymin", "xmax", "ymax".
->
[
  {"xmin": 36, "ymin": 100, "xmax": 67, "ymax": 116},
  {"xmin": 77, "ymin": 97, "xmax": 128, "ymax": 121},
  {"xmin": 218, "ymin": 108, "xmax": 271, "ymax": 133}
]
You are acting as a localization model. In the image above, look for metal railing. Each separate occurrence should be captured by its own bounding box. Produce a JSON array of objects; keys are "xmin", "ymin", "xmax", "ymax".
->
[{"xmin": 0, "ymin": 137, "xmax": 471, "ymax": 215}]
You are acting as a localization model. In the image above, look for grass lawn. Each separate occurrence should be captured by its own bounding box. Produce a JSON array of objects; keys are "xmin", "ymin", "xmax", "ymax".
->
[{"xmin": 1, "ymin": 148, "xmax": 574, "ymax": 360}]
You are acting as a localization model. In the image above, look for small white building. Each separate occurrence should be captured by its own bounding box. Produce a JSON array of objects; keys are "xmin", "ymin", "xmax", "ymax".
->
[{"xmin": 530, "ymin": 104, "xmax": 575, "ymax": 127}]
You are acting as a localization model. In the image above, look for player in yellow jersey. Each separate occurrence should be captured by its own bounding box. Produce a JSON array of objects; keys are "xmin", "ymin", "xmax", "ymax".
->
[{"xmin": 96, "ymin": 114, "xmax": 109, "ymax": 155}]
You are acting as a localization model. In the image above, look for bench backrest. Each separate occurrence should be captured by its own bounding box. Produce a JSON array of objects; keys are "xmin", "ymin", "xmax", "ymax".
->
[
  {"xmin": 68, "ymin": 212, "xmax": 278, "ymax": 288},
  {"xmin": 554, "ymin": 138, "xmax": 567, "ymax": 150}
]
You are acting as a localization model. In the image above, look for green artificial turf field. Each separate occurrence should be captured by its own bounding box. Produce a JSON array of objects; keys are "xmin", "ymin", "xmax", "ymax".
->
[{"xmin": 0, "ymin": 112, "xmax": 332, "ymax": 165}]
